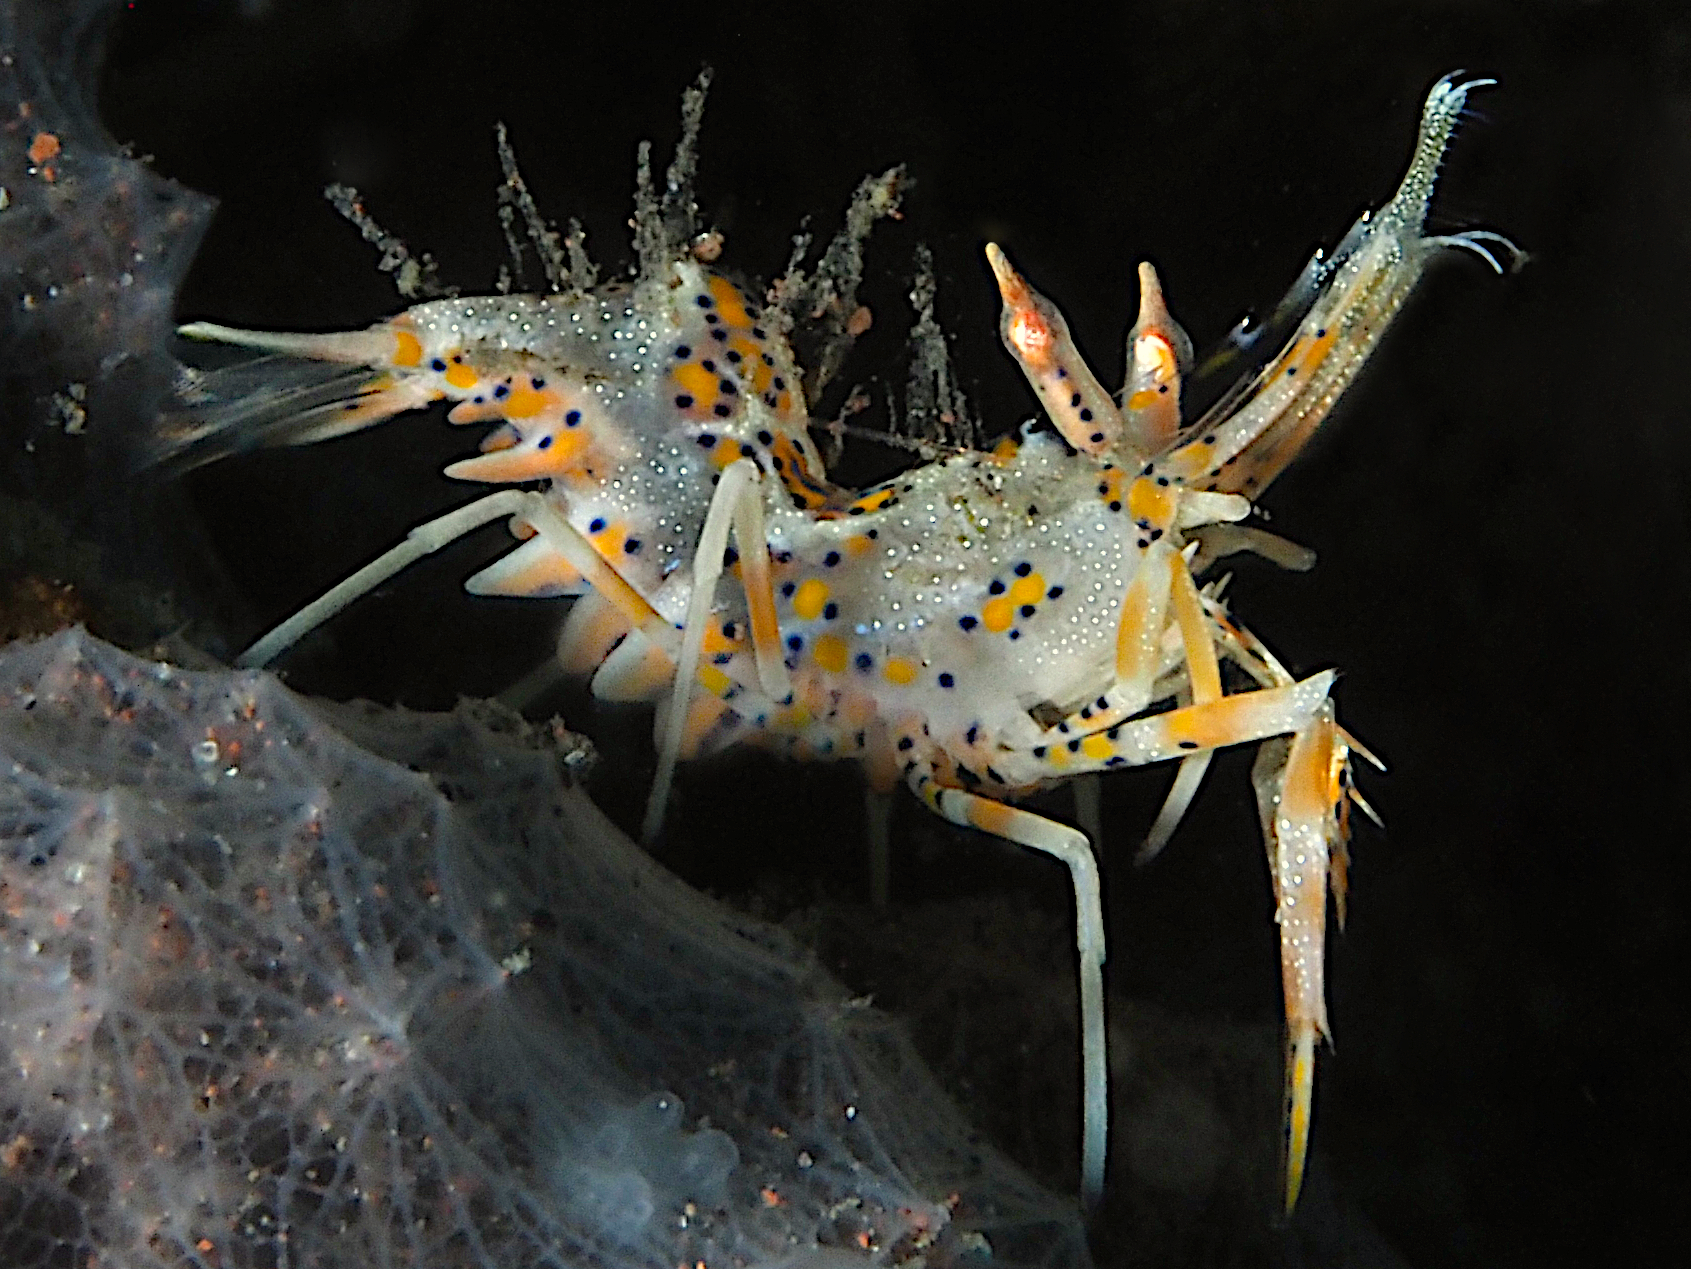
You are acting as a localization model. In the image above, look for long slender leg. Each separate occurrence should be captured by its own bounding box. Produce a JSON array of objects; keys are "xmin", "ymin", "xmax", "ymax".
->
[
  {"xmin": 911, "ymin": 769, "xmax": 1108, "ymax": 1210},
  {"xmin": 1251, "ymin": 702, "xmax": 1353, "ymax": 1212},
  {"xmin": 1000, "ymin": 671, "xmax": 1337, "ymax": 794},
  {"xmin": 237, "ymin": 490, "xmax": 537, "ymax": 667},
  {"xmin": 237, "ymin": 490, "xmax": 681, "ymax": 672},
  {"xmin": 645, "ymin": 459, "xmax": 793, "ymax": 843},
  {"xmin": 1071, "ymin": 775, "xmax": 1104, "ymax": 849},
  {"xmin": 866, "ymin": 786, "xmax": 894, "ymax": 910},
  {"xmin": 1138, "ymin": 550, "xmax": 1224, "ymax": 862},
  {"xmin": 728, "ymin": 464, "xmax": 792, "ymax": 702}
]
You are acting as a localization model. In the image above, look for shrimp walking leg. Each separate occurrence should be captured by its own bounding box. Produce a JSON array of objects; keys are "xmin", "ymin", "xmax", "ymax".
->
[
  {"xmin": 238, "ymin": 491, "xmax": 678, "ymax": 670},
  {"xmin": 237, "ymin": 491, "xmax": 538, "ymax": 668},
  {"xmin": 645, "ymin": 459, "xmax": 793, "ymax": 842},
  {"xmin": 866, "ymin": 786, "xmax": 895, "ymax": 910},
  {"xmin": 1138, "ymin": 549, "xmax": 1224, "ymax": 862},
  {"xmin": 912, "ymin": 773, "xmax": 1109, "ymax": 1211}
]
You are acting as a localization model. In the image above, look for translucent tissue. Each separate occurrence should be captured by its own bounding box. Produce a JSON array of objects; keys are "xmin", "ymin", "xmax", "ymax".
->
[{"xmin": 0, "ymin": 629, "xmax": 1087, "ymax": 1269}]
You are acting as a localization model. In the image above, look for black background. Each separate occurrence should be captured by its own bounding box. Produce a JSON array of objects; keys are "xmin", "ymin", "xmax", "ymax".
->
[{"xmin": 81, "ymin": 1, "xmax": 1689, "ymax": 1264}]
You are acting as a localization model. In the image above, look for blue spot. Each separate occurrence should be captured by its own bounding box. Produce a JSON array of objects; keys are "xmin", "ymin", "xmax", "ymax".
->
[
  {"xmin": 938, "ymin": 672, "xmax": 955, "ymax": 689},
  {"xmin": 565, "ymin": 409, "xmax": 582, "ymax": 427},
  {"xmin": 589, "ymin": 518, "xmax": 606, "ymax": 533}
]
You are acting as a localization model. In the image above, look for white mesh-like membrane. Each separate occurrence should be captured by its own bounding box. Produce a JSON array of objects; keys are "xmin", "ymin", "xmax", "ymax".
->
[{"xmin": 0, "ymin": 629, "xmax": 1086, "ymax": 1269}]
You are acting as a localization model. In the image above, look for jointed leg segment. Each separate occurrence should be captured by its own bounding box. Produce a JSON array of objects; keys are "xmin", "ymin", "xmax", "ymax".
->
[
  {"xmin": 645, "ymin": 458, "xmax": 794, "ymax": 842},
  {"xmin": 911, "ymin": 769, "xmax": 1109, "ymax": 1210},
  {"xmin": 1138, "ymin": 548, "xmax": 1223, "ymax": 862}
]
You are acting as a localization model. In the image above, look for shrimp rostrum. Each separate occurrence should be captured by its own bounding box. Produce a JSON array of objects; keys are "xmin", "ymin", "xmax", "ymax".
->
[{"xmin": 157, "ymin": 74, "xmax": 1515, "ymax": 1213}]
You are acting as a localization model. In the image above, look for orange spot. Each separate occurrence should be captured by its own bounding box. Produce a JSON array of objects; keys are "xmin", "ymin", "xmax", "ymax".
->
[
  {"xmin": 27, "ymin": 132, "xmax": 60, "ymax": 164},
  {"xmin": 812, "ymin": 634, "xmax": 849, "ymax": 673},
  {"xmin": 673, "ymin": 363, "xmax": 721, "ymax": 417},
  {"xmin": 992, "ymin": 435, "xmax": 1021, "ymax": 463},
  {"xmin": 882, "ymin": 657, "xmax": 918, "ymax": 685},
  {"xmin": 1127, "ymin": 476, "xmax": 1177, "ymax": 529},
  {"xmin": 771, "ymin": 434, "xmax": 829, "ymax": 508},
  {"xmin": 697, "ymin": 665, "xmax": 733, "ymax": 696},
  {"xmin": 792, "ymin": 578, "xmax": 830, "ymax": 621},
  {"xmin": 708, "ymin": 275, "xmax": 754, "ymax": 329},
  {"xmin": 1127, "ymin": 389, "xmax": 1160, "ymax": 410},
  {"xmin": 849, "ymin": 487, "xmax": 897, "ymax": 515},
  {"xmin": 444, "ymin": 361, "xmax": 478, "ymax": 390},
  {"xmin": 760, "ymin": 1187, "xmax": 785, "ymax": 1207},
  {"xmin": 1081, "ymin": 734, "xmax": 1113, "ymax": 761},
  {"xmin": 500, "ymin": 386, "xmax": 554, "ymax": 419},
  {"xmin": 589, "ymin": 520, "xmax": 627, "ymax": 558},
  {"xmin": 702, "ymin": 621, "xmax": 744, "ymax": 656},
  {"xmin": 1299, "ymin": 326, "xmax": 1340, "ymax": 374},
  {"xmin": 846, "ymin": 534, "xmax": 874, "ymax": 557},
  {"xmin": 391, "ymin": 328, "xmax": 423, "ymax": 368},
  {"xmin": 981, "ymin": 596, "xmax": 1014, "ymax": 632},
  {"xmin": 1009, "ymin": 573, "xmax": 1045, "ymax": 605},
  {"xmin": 673, "ymin": 360, "xmax": 718, "ymax": 398}
]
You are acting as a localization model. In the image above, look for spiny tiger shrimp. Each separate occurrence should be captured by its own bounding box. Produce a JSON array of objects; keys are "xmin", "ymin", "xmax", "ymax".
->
[{"xmin": 155, "ymin": 72, "xmax": 1517, "ymax": 1213}]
